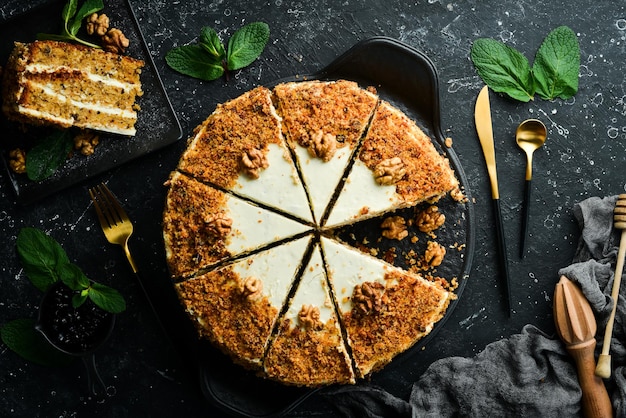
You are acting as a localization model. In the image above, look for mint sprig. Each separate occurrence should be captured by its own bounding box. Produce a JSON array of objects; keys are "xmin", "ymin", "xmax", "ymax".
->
[
  {"xmin": 0, "ymin": 319, "xmax": 73, "ymax": 367},
  {"xmin": 37, "ymin": 0, "xmax": 104, "ymax": 48},
  {"xmin": 166, "ymin": 22, "xmax": 270, "ymax": 81},
  {"xmin": 471, "ymin": 26, "xmax": 580, "ymax": 102},
  {"xmin": 25, "ymin": 130, "xmax": 73, "ymax": 182}
]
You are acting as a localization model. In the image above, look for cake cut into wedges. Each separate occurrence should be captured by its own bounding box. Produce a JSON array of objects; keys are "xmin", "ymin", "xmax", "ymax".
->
[
  {"xmin": 1, "ymin": 40, "xmax": 144, "ymax": 136},
  {"xmin": 175, "ymin": 236, "xmax": 311, "ymax": 369},
  {"xmin": 162, "ymin": 172, "xmax": 310, "ymax": 278},
  {"xmin": 263, "ymin": 243, "xmax": 355, "ymax": 385},
  {"xmin": 325, "ymin": 100, "xmax": 459, "ymax": 227},
  {"xmin": 177, "ymin": 86, "xmax": 312, "ymax": 223},
  {"xmin": 273, "ymin": 80, "xmax": 378, "ymax": 223},
  {"xmin": 320, "ymin": 237, "xmax": 452, "ymax": 378}
]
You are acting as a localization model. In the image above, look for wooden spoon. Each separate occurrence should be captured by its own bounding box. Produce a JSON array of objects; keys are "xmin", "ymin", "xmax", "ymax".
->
[
  {"xmin": 596, "ymin": 194, "xmax": 626, "ymax": 378},
  {"xmin": 554, "ymin": 276, "xmax": 612, "ymax": 417}
]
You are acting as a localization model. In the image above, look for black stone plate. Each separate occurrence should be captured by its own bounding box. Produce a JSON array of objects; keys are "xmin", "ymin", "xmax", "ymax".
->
[
  {"xmin": 197, "ymin": 37, "xmax": 476, "ymax": 417},
  {"xmin": 0, "ymin": 0, "xmax": 182, "ymax": 204}
]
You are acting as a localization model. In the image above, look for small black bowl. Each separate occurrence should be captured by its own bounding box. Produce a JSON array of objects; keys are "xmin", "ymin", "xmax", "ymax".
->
[{"xmin": 35, "ymin": 282, "xmax": 116, "ymax": 397}]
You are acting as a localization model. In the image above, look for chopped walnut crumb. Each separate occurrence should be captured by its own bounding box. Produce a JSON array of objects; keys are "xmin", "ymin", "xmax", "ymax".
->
[
  {"xmin": 240, "ymin": 147, "xmax": 268, "ymax": 179},
  {"xmin": 451, "ymin": 187, "xmax": 466, "ymax": 202},
  {"xmin": 8, "ymin": 149, "xmax": 26, "ymax": 174},
  {"xmin": 445, "ymin": 137, "xmax": 453, "ymax": 147},
  {"xmin": 374, "ymin": 157, "xmax": 406, "ymax": 185},
  {"xmin": 424, "ymin": 241, "xmax": 446, "ymax": 267},
  {"xmin": 308, "ymin": 130, "xmax": 337, "ymax": 161},
  {"xmin": 381, "ymin": 216, "xmax": 408, "ymax": 240},
  {"xmin": 204, "ymin": 213, "xmax": 232, "ymax": 238},
  {"xmin": 74, "ymin": 130, "xmax": 100, "ymax": 156},
  {"xmin": 298, "ymin": 304, "xmax": 321, "ymax": 330},
  {"xmin": 416, "ymin": 205, "xmax": 446, "ymax": 233},
  {"xmin": 86, "ymin": 13, "xmax": 110, "ymax": 36},
  {"xmin": 239, "ymin": 276, "xmax": 263, "ymax": 301},
  {"xmin": 352, "ymin": 281, "xmax": 385, "ymax": 315},
  {"xmin": 102, "ymin": 28, "xmax": 130, "ymax": 54}
]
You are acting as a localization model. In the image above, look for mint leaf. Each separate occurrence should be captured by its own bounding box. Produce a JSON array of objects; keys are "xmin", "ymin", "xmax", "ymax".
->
[
  {"xmin": 166, "ymin": 45, "xmax": 225, "ymax": 80},
  {"xmin": 1, "ymin": 319, "xmax": 73, "ymax": 367},
  {"xmin": 72, "ymin": 291, "xmax": 89, "ymax": 308},
  {"xmin": 62, "ymin": 0, "xmax": 78, "ymax": 27},
  {"xmin": 227, "ymin": 22, "xmax": 270, "ymax": 71},
  {"xmin": 69, "ymin": 0, "xmax": 104, "ymax": 36},
  {"xmin": 88, "ymin": 282, "xmax": 126, "ymax": 314},
  {"xmin": 16, "ymin": 228, "xmax": 69, "ymax": 292},
  {"xmin": 200, "ymin": 26, "xmax": 226, "ymax": 60},
  {"xmin": 533, "ymin": 26, "xmax": 579, "ymax": 100},
  {"xmin": 471, "ymin": 38, "xmax": 534, "ymax": 102},
  {"xmin": 26, "ymin": 130, "xmax": 73, "ymax": 182},
  {"xmin": 58, "ymin": 263, "xmax": 90, "ymax": 291}
]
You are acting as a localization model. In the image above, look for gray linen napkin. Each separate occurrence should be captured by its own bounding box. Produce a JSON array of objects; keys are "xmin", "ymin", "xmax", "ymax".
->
[{"xmin": 327, "ymin": 195, "xmax": 626, "ymax": 417}]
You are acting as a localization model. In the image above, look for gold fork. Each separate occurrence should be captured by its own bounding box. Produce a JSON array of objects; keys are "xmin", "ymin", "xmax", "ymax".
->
[{"xmin": 89, "ymin": 183, "xmax": 138, "ymax": 274}]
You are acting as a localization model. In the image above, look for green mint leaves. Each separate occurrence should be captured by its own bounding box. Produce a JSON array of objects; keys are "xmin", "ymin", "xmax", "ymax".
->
[
  {"xmin": 471, "ymin": 26, "xmax": 580, "ymax": 102},
  {"xmin": 25, "ymin": 130, "xmax": 73, "ymax": 182},
  {"xmin": 38, "ymin": 0, "xmax": 104, "ymax": 48},
  {"xmin": 1, "ymin": 319, "xmax": 73, "ymax": 367},
  {"xmin": 166, "ymin": 22, "xmax": 270, "ymax": 81},
  {"xmin": 16, "ymin": 228, "xmax": 126, "ymax": 314}
]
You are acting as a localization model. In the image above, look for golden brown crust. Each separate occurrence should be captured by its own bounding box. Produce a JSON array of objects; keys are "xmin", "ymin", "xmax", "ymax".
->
[
  {"xmin": 178, "ymin": 86, "xmax": 282, "ymax": 188},
  {"xmin": 342, "ymin": 271, "xmax": 450, "ymax": 377},
  {"xmin": 264, "ymin": 318, "xmax": 355, "ymax": 386},
  {"xmin": 176, "ymin": 268, "xmax": 278, "ymax": 370},
  {"xmin": 273, "ymin": 80, "xmax": 378, "ymax": 151},
  {"xmin": 162, "ymin": 172, "xmax": 229, "ymax": 278},
  {"xmin": 359, "ymin": 100, "xmax": 458, "ymax": 203}
]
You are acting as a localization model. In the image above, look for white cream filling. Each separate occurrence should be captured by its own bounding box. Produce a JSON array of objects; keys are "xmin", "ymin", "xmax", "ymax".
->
[
  {"xmin": 294, "ymin": 144, "xmax": 351, "ymax": 223},
  {"xmin": 284, "ymin": 243, "xmax": 335, "ymax": 328},
  {"xmin": 231, "ymin": 235, "xmax": 311, "ymax": 309},
  {"xmin": 225, "ymin": 194, "xmax": 311, "ymax": 256},
  {"xmin": 234, "ymin": 143, "xmax": 313, "ymax": 223},
  {"xmin": 25, "ymin": 63, "xmax": 137, "ymax": 91},
  {"xmin": 325, "ymin": 159, "xmax": 402, "ymax": 227}
]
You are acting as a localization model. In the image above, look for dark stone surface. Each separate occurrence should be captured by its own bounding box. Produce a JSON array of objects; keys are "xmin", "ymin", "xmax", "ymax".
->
[{"xmin": 1, "ymin": 0, "xmax": 625, "ymax": 416}]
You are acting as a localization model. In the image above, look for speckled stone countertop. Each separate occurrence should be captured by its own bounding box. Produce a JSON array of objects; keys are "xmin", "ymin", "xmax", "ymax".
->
[{"xmin": 1, "ymin": 0, "xmax": 625, "ymax": 417}]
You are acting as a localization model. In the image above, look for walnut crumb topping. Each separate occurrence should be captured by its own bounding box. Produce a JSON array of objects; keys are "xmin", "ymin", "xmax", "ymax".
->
[
  {"xmin": 308, "ymin": 130, "xmax": 337, "ymax": 161},
  {"xmin": 240, "ymin": 147, "xmax": 268, "ymax": 179},
  {"xmin": 374, "ymin": 157, "xmax": 406, "ymax": 185},
  {"xmin": 424, "ymin": 241, "xmax": 446, "ymax": 267},
  {"xmin": 381, "ymin": 216, "xmax": 408, "ymax": 240},
  {"xmin": 204, "ymin": 213, "xmax": 232, "ymax": 237},
  {"xmin": 352, "ymin": 281, "xmax": 385, "ymax": 315},
  {"xmin": 8, "ymin": 149, "xmax": 26, "ymax": 174},
  {"xmin": 74, "ymin": 130, "xmax": 99, "ymax": 156},
  {"xmin": 298, "ymin": 304, "xmax": 322, "ymax": 330},
  {"xmin": 416, "ymin": 205, "xmax": 445, "ymax": 233},
  {"xmin": 239, "ymin": 276, "xmax": 263, "ymax": 301}
]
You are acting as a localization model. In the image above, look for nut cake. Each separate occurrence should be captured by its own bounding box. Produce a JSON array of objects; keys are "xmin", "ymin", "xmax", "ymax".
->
[{"xmin": 163, "ymin": 79, "xmax": 463, "ymax": 387}]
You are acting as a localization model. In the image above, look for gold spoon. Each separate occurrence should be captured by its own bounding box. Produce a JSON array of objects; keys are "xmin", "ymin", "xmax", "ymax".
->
[{"xmin": 516, "ymin": 119, "xmax": 547, "ymax": 258}]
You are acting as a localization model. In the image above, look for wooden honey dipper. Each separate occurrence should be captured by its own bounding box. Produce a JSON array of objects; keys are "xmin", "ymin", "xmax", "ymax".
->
[
  {"xmin": 554, "ymin": 276, "xmax": 612, "ymax": 417},
  {"xmin": 596, "ymin": 194, "xmax": 626, "ymax": 379}
]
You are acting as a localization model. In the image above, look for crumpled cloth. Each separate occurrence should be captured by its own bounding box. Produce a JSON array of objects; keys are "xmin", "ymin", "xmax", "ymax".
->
[{"xmin": 326, "ymin": 195, "xmax": 626, "ymax": 417}]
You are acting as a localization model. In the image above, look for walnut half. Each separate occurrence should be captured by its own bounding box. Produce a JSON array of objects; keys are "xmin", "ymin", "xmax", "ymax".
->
[
  {"xmin": 381, "ymin": 216, "xmax": 408, "ymax": 240},
  {"xmin": 298, "ymin": 304, "xmax": 322, "ymax": 330},
  {"xmin": 239, "ymin": 276, "xmax": 263, "ymax": 301},
  {"xmin": 374, "ymin": 157, "xmax": 406, "ymax": 185},
  {"xmin": 86, "ymin": 13, "xmax": 110, "ymax": 36},
  {"xmin": 352, "ymin": 281, "xmax": 385, "ymax": 315},
  {"xmin": 423, "ymin": 241, "xmax": 446, "ymax": 268},
  {"xmin": 8, "ymin": 149, "xmax": 26, "ymax": 174},
  {"xmin": 240, "ymin": 147, "xmax": 268, "ymax": 179},
  {"xmin": 102, "ymin": 28, "xmax": 130, "ymax": 54},
  {"xmin": 204, "ymin": 213, "xmax": 232, "ymax": 238},
  {"xmin": 416, "ymin": 205, "xmax": 446, "ymax": 233},
  {"xmin": 307, "ymin": 130, "xmax": 337, "ymax": 162}
]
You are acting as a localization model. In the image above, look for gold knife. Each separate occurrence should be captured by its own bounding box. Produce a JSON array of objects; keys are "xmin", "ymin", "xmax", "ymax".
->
[{"xmin": 474, "ymin": 86, "xmax": 512, "ymax": 315}]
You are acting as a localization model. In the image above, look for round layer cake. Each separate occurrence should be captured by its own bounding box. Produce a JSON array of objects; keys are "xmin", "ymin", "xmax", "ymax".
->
[{"xmin": 162, "ymin": 79, "xmax": 464, "ymax": 387}]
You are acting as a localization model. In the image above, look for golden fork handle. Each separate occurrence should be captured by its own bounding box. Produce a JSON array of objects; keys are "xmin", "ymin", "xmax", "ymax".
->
[{"xmin": 123, "ymin": 239, "xmax": 138, "ymax": 274}]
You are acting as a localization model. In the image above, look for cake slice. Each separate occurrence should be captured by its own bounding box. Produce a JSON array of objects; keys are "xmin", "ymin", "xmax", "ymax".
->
[
  {"xmin": 320, "ymin": 236, "xmax": 452, "ymax": 378},
  {"xmin": 325, "ymin": 100, "xmax": 459, "ymax": 228},
  {"xmin": 162, "ymin": 172, "xmax": 310, "ymax": 278},
  {"xmin": 1, "ymin": 40, "xmax": 143, "ymax": 136},
  {"xmin": 175, "ymin": 235, "xmax": 311, "ymax": 369},
  {"xmin": 263, "ymin": 242, "xmax": 355, "ymax": 386},
  {"xmin": 177, "ymin": 86, "xmax": 312, "ymax": 223},
  {"xmin": 273, "ymin": 80, "xmax": 378, "ymax": 223}
]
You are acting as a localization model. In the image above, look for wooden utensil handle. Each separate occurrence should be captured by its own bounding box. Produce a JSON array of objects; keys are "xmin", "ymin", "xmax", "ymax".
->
[{"xmin": 567, "ymin": 339, "xmax": 613, "ymax": 418}]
